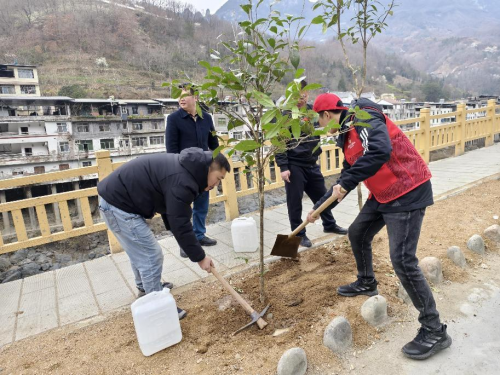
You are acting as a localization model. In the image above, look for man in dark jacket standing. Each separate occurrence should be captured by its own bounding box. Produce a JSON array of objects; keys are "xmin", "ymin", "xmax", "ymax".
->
[
  {"xmin": 166, "ymin": 84, "xmax": 220, "ymax": 255},
  {"xmin": 307, "ymin": 93, "xmax": 452, "ymax": 360},
  {"xmin": 97, "ymin": 148, "xmax": 230, "ymax": 319},
  {"xmin": 276, "ymin": 81, "xmax": 347, "ymax": 248}
]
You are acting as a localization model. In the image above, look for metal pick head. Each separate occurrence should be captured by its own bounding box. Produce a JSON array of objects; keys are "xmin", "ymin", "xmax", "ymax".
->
[{"xmin": 233, "ymin": 304, "xmax": 271, "ymax": 335}]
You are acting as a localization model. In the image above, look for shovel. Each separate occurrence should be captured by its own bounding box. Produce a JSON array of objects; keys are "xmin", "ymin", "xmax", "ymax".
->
[{"xmin": 270, "ymin": 193, "xmax": 340, "ymax": 258}]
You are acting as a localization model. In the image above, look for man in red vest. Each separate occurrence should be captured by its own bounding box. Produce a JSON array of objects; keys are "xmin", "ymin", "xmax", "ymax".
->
[{"xmin": 307, "ymin": 93, "xmax": 452, "ymax": 360}]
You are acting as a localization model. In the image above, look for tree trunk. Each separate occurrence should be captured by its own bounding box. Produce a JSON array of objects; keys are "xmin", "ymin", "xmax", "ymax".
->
[
  {"xmin": 357, "ymin": 184, "xmax": 363, "ymax": 211},
  {"xmin": 258, "ymin": 164, "xmax": 266, "ymax": 303}
]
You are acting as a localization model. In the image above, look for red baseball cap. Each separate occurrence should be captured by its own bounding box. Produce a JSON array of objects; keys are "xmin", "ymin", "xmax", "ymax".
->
[{"xmin": 313, "ymin": 93, "xmax": 349, "ymax": 113}]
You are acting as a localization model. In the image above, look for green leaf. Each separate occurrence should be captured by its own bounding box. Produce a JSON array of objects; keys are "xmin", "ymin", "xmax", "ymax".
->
[
  {"xmin": 228, "ymin": 118, "xmax": 246, "ymax": 130},
  {"xmin": 264, "ymin": 122, "xmax": 281, "ymax": 139},
  {"xmin": 268, "ymin": 38, "xmax": 276, "ymax": 48},
  {"xmin": 261, "ymin": 108, "xmax": 278, "ymax": 126},
  {"xmin": 252, "ymin": 91, "xmax": 275, "ymax": 108},
  {"xmin": 270, "ymin": 26, "xmax": 278, "ymax": 34},
  {"xmin": 311, "ymin": 15, "xmax": 324, "ymax": 24},
  {"xmin": 302, "ymin": 83, "xmax": 323, "ymax": 91},
  {"xmin": 294, "ymin": 68, "xmax": 305, "ymax": 79},
  {"xmin": 240, "ymin": 4, "xmax": 252, "ymax": 15},
  {"xmin": 290, "ymin": 50, "xmax": 300, "ymax": 70},
  {"xmin": 171, "ymin": 86, "xmax": 182, "ymax": 98},
  {"xmin": 199, "ymin": 61, "xmax": 211, "ymax": 70},
  {"xmin": 298, "ymin": 25, "xmax": 307, "ymax": 38},
  {"xmin": 291, "ymin": 120, "xmax": 301, "ymax": 140},
  {"xmin": 196, "ymin": 103, "xmax": 204, "ymax": 119},
  {"xmin": 355, "ymin": 122, "xmax": 372, "ymax": 127},
  {"xmin": 355, "ymin": 110, "xmax": 372, "ymax": 120},
  {"xmin": 212, "ymin": 145, "xmax": 225, "ymax": 157},
  {"xmin": 234, "ymin": 140, "xmax": 261, "ymax": 152}
]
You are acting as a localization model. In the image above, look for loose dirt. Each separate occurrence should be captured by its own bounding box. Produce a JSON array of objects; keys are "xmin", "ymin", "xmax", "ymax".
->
[{"xmin": 0, "ymin": 179, "xmax": 498, "ymax": 375}]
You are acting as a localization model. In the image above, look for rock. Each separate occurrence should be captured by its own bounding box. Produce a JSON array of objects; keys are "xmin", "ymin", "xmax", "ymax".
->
[
  {"xmin": 50, "ymin": 263, "xmax": 61, "ymax": 270},
  {"xmin": 447, "ymin": 246, "xmax": 466, "ymax": 268},
  {"xmin": 217, "ymin": 295, "xmax": 234, "ymax": 311},
  {"xmin": 55, "ymin": 254, "xmax": 72, "ymax": 264},
  {"xmin": 420, "ymin": 257, "xmax": 443, "ymax": 284},
  {"xmin": 277, "ymin": 347, "xmax": 307, "ymax": 375},
  {"xmin": 88, "ymin": 252, "xmax": 96, "ymax": 260},
  {"xmin": 21, "ymin": 262, "xmax": 41, "ymax": 277},
  {"xmin": 361, "ymin": 295, "xmax": 388, "ymax": 326},
  {"xmin": 0, "ymin": 257, "xmax": 12, "ymax": 272},
  {"xmin": 398, "ymin": 283, "xmax": 412, "ymax": 304},
  {"xmin": 484, "ymin": 225, "xmax": 500, "ymax": 243},
  {"xmin": 267, "ymin": 313, "xmax": 274, "ymax": 320},
  {"xmin": 9, "ymin": 249, "xmax": 28, "ymax": 264},
  {"xmin": 273, "ymin": 328, "xmax": 291, "ymax": 337},
  {"xmin": 323, "ymin": 317, "xmax": 352, "ymax": 353},
  {"xmin": 467, "ymin": 235, "xmax": 485, "ymax": 254},
  {"xmin": 2, "ymin": 267, "xmax": 22, "ymax": 283},
  {"xmin": 41, "ymin": 263, "xmax": 52, "ymax": 271},
  {"xmin": 35, "ymin": 254, "xmax": 50, "ymax": 264}
]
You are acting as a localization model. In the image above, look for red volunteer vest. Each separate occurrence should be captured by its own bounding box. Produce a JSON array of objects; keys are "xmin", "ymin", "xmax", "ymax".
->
[{"xmin": 343, "ymin": 109, "xmax": 432, "ymax": 203}]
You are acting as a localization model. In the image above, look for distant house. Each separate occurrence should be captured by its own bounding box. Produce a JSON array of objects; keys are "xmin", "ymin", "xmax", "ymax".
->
[{"xmin": 0, "ymin": 64, "xmax": 40, "ymax": 97}]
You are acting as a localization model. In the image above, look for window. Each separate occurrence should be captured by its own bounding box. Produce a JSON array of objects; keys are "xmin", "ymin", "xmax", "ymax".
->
[
  {"xmin": 218, "ymin": 117, "xmax": 227, "ymax": 126},
  {"xmin": 132, "ymin": 137, "xmax": 147, "ymax": 147},
  {"xmin": 100, "ymin": 138, "xmax": 114, "ymax": 149},
  {"xmin": 149, "ymin": 136, "xmax": 164, "ymax": 145},
  {"xmin": 0, "ymin": 85, "xmax": 15, "ymax": 94},
  {"xmin": 233, "ymin": 132, "xmax": 243, "ymax": 140},
  {"xmin": 59, "ymin": 164, "xmax": 70, "ymax": 170},
  {"xmin": 82, "ymin": 161, "xmax": 92, "ymax": 167},
  {"xmin": 24, "ymin": 148, "xmax": 32, "ymax": 156},
  {"xmin": 99, "ymin": 124, "xmax": 110, "ymax": 132},
  {"xmin": 20, "ymin": 127, "xmax": 29, "ymax": 134},
  {"xmin": 59, "ymin": 142, "xmax": 69, "ymax": 152},
  {"xmin": 132, "ymin": 122, "xmax": 143, "ymax": 130},
  {"xmin": 77, "ymin": 125, "xmax": 89, "ymax": 133},
  {"xmin": 57, "ymin": 123, "xmax": 68, "ymax": 133},
  {"xmin": 76, "ymin": 140, "xmax": 93, "ymax": 151},
  {"xmin": 119, "ymin": 139, "xmax": 129, "ymax": 147},
  {"xmin": 18, "ymin": 69, "xmax": 34, "ymax": 79},
  {"xmin": 34, "ymin": 166, "xmax": 45, "ymax": 174},
  {"xmin": 12, "ymin": 171, "xmax": 24, "ymax": 176},
  {"xmin": 122, "ymin": 123, "xmax": 127, "ymax": 130},
  {"xmin": 20, "ymin": 85, "xmax": 36, "ymax": 94},
  {"xmin": 121, "ymin": 107, "xmax": 127, "ymax": 114},
  {"xmin": 152, "ymin": 122, "xmax": 161, "ymax": 130},
  {"xmin": 132, "ymin": 106, "xmax": 138, "ymax": 115}
]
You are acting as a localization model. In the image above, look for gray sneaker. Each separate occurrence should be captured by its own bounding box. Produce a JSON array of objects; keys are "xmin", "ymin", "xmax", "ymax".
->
[{"xmin": 137, "ymin": 282, "xmax": 174, "ymax": 298}]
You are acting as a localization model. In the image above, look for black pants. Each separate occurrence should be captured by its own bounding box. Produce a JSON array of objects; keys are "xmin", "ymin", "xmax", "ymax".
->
[
  {"xmin": 348, "ymin": 203, "xmax": 441, "ymax": 330},
  {"xmin": 284, "ymin": 164, "xmax": 337, "ymax": 237}
]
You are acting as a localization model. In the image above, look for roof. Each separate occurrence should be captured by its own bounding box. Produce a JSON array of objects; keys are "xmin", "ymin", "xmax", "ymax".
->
[
  {"xmin": 0, "ymin": 96, "xmax": 72, "ymax": 106},
  {"xmin": 376, "ymin": 99, "xmax": 394, "ymax": 107},
  {"xmin": 121, "ymin": 99, "xmax": 161, "ymax": 105},
  {"xmin": 71, "ymin": 99, "xmax": 117, "ymax": 104},
  {"xmin": 0, "ymin": 64, "xmax": 37, "ymax": 69}
]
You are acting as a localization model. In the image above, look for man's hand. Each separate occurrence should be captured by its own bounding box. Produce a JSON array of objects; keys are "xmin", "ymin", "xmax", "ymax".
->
[
  {"xmin": 281, "ymin": 170, "xmax": 291, "ymax": 183},
  {"xmin": 331, "ymin": 184, "xmax": 348, "ymax": 203},
  {"xmin": 198, "ymin": 255, "xmax": 214, "ymax": 273},
  {"xmin": 307, "ymin": 209, "xmax": 317, "ymax": 223}
]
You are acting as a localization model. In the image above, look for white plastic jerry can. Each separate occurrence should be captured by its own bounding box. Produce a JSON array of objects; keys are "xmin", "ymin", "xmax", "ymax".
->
[
  {"xmin": 131, "ymin": 288, "xmax": 182, "ymax": 356},
  {"xmin": 231, "ymin": 217, "xmax": 258, "ymax": 252}
]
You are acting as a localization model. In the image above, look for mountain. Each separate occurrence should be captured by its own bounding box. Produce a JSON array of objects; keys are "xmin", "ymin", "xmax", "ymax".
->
[{"xmin": 216, "ymin": 0, "xmax": 500, "ymax": 95}]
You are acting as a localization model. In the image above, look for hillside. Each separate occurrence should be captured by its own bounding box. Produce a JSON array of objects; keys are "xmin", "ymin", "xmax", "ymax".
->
[
  {"xmin": 217, "ymin": 0, "xmax": 500, "ymax": 95},
  {"xmin": 0, "ymin": 0, "xmax": 458, "ymax": 100}
]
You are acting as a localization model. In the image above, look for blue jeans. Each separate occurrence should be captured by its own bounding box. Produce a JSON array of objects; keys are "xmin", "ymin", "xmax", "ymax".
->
[
  {"xmin": 99, "ymin": 197, "xmax": 163, "ymax": 294},
  {"xmin": 348, "ymin": 204, "xmax": 441, "ymax": 330},
  {"xmin": 193, "ymin": 191, "xmax": 209, "ymax": 240}
]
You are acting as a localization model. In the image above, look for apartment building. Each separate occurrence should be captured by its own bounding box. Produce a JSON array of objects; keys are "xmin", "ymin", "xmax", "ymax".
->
[{"xmin": 0, "ymin": 64, "xmax": 41, "ymax": 97}]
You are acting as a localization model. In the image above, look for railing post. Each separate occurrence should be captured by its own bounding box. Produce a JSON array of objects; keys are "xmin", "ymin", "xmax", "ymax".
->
[
  {"xmin": 455, "ymin": 103, "xmax": 467, "ymax": 156},
  {"xmin": 487, "ymin": 99, "xmax": 496, "ymax": 146},
  {"xmin": 222, "ymin": 158, "xmax": 239, "ymax": 221},
  {"xmin": 96, "ymin": 150, "xmax": 123, "ymax": 254},
  {"xmin": 420, "ymin": 108, "xmax": 431, "ymax": 163}
]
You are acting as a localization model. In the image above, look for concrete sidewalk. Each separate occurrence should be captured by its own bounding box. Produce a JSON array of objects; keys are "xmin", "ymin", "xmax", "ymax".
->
[{"xmin": 1, "ymin": 143, "xmax": 499, "ymax": 347}]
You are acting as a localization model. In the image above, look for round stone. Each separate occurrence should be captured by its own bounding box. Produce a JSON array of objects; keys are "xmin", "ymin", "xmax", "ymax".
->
[
  {"xmin": 447, "ymin": 246, "xmax": 466, "ymax": 268},
  {"xmin": 398, "ymin": 283, "xmax": 412, "ymax": 304},
  {"xmin": 467, "ymin": 235, "xmax": 485, "ymax": 254},
  {"xmin": 323, "ymin": 316, "xmax": 352, "ymax": 353},
  {"xmin": 484, "ymin": 225, "xmax": 500, "ymax": 243},
  {"xmin": 361, "ymin": 295, "xmax": 388, "ymax": 326},
  {"xmin": 420, "ymin": 257, "xmax": 443, "ymax": 284},
  {"xmin": 277, "ymin": 347, "xmax": 307, "ymax": 375}
]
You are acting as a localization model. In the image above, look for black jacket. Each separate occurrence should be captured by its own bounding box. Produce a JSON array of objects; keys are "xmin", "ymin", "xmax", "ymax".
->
[
  {"xmin": 165, "ymin": 108, "xmax": 219, "ymax": 153},
  {"xmin": 275, "ymin": 104, "xmax": 322, "ymax": 171},
  {"xmin": 314, "ymin": 98, "xmax": 433, "ymax": 212},
  {"xmin": 97, "ymin": 148, "xmax": 211, "ymax": 262}
]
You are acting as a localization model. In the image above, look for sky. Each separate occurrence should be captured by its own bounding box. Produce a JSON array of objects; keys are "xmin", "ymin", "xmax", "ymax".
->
[{"xmin": 180, "ymin": 0, "xmax": 228, "ymax": 13}]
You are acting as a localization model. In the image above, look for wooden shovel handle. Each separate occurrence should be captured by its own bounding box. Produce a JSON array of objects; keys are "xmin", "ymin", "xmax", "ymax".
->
[
  {"xmin": 211, "ymin": 268, "xmax": 267, "ymax": 329},
  {"xmin": 290, "ymin": 193, "xmax": 338, "ymax": 237}
]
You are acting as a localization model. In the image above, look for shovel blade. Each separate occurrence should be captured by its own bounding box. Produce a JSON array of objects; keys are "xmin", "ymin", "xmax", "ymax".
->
[{"xmin": 270, "ymin": 234, "xmax": 301, "ymax": 258}]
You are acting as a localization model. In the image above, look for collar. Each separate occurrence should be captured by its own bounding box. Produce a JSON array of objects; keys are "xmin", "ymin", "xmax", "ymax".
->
[{"xmin": 180, "ymin": 108, "xmax": 198, "ymax": 119}]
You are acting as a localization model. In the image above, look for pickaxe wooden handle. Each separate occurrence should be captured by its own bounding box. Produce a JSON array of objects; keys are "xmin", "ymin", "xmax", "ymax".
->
[{"xmin": 211, "ymin": 268, "xmax": 267, "ymax": 330}]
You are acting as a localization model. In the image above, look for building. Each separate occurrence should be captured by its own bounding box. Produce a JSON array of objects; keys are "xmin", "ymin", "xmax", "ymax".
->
[{"xmin": 0, "ymin": 64, "xmax": 40, "ymax": 97}]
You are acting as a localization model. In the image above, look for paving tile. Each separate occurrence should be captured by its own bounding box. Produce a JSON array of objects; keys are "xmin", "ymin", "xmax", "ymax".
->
[
  {"xmin": 0, "ymin": 313, "xmax": 16, "ymax": 347},
  {"xmin": 112, "ymin": 252, "xmax": 130, "ymax": 264},
  {"xmin": 88, "ymin": 269, "xmax": 129, "ymax": 295},
  {"xmin": 95, "ymin": 287, "xmax": 135, "ymax": 313},
  {"xmin": 162, "ymin": 267, "xmax": 200, "ymax": 288},
  {"xmin": 19, "ymin": 288, "xmax": 56, "ymax": 316},
  {"xmin": 22, "ymin": 272, "xmax": 55, "ymax": 294},
  {"xmin": 211, "ymin": 252, "xmax": 248, "ymax": 269},
  {"xmin": 55, "ymin": 263, "xmax": 86, "ymax": 279},
  {"xmin": 206, "ymin": 223, "xmax": 229, "ymax": 236},
  {"xmin": 56, "ymin": 275, "xmax": 93, "ymax": 299},
  {"xmin": 158, "ymin": 235, "xmax": 180, "ymax": 252},
  {"xmin": 59, "ymin": 292, "xmax": 99, "ymax": 326},
  {"xmin": 16, "ymin": 309, "xmax": 58, "ymax": 341},
  {"xmin": 84, "ymin": 256, "xmax": 117, "ymax": 276},
  {"xmin": 0, "ymin": 279, "xmax": 22, "ymax": 316}
]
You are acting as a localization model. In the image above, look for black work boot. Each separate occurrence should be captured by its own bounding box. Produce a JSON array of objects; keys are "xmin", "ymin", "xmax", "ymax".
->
[
  {"xmin": 300, "ymin": 235, "xmax": 312, "ymax": 248},
  {"xmin": 137, "ymin": 282, "xmax": 174, "ymax": 298},
  {"xmin": 402, "ymin": 324, "xmax": 452, "ymax": 360},
  {"xmin": 337, "ymin": 278, "xmax": 378, "ymax": 297},
  {"xmin": 324, "ymin": 224, "xmax": 348, "ymax": 235},
  {"xmin": 199, "ymin": 236, "xmax": 217, "ymax": 246}
]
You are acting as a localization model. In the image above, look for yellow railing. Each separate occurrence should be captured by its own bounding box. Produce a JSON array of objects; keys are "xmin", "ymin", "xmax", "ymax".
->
[{"xmin": 1, "ymin": 100, "xmax": 499, "ymax": 255}]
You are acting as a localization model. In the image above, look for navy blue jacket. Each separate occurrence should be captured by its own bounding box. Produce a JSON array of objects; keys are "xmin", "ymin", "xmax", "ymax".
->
[{"xmin": 165, "ymin": 108, "xmax": 219, "ymax": 153}]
